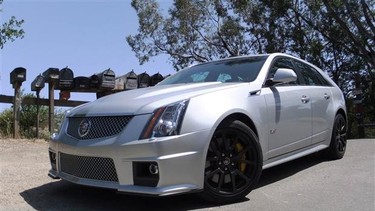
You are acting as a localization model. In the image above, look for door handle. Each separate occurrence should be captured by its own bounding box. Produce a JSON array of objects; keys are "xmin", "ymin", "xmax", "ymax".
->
[
  {"xmin": 301, "ymin": 95, "xmax": 310, "ymax": 103},
  {"xmin": 324, "ymin": 93, "xmax": 330, "ymax": 100}
]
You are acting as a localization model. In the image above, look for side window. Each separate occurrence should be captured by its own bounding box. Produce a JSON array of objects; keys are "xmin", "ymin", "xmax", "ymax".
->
[
  {"xmin": 294, "ymin": 60, "xmax": 331, "ymax": 86},
  {"xmin": 217, "ymin": 73, "xmax": 232, "ymax": 82},
  {"xmin": 268, "ymin": 57, "xmax": 298, "ymax": 85},
  {"xmin": 189, "ymin": 72, "xmax": 209, "ymax": 82}
]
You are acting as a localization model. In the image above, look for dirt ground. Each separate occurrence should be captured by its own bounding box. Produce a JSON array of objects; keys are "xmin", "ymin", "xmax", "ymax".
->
[
  {"xmin": 0, "ymin": 139, "xmax": 374, "ymax": 211},
  {"xmin": 0, "ymin": 139, "xmax": 50, "ymax": 210}
]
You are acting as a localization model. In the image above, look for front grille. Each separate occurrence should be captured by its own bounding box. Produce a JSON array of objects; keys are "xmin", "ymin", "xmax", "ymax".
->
[
  {"xmin": 60, "ymin": 153, "xmax": 118, "ymax": 182},
  {"xmin": 67, "ymin": 116, "xmax": 132, "ymax": 140}
]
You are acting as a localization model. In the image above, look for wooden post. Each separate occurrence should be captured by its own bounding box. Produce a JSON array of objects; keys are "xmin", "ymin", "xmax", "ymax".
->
[
  {"xmin": 12, "ymin": 82, "xmax": 21, "ymax": 139},
  {"xmin": 36, "ymin": 90, "xmax": 40, "ymax": 138},
  {"xmin": 48, "ymin": 81, "xmax": 55, "ymax": 133}
]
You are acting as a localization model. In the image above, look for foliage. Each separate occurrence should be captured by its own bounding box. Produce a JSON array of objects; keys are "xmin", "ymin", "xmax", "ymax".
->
[
  {"xmin": 19, "ymin": 93, "xmax": 49, "ymax": 138},
  {"xmin": 0, "ymin": 108, "xmax": 13, "ymax": 137},
  {"xmin": 0, "ymin": 92, "xmax": 64, "ymax": 139},
  {"xmin": 128, "ymin": 0, "xmax": 375, "ymax": 137},
  {"xmin": 0, "ymin": 0, "xmax": 25, "ymax": 49}
]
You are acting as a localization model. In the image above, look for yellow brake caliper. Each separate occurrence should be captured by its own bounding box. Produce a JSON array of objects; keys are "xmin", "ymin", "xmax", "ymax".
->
[{"xmin": 235, "ymin": 142, "xmax": 247, "ymax": 173}]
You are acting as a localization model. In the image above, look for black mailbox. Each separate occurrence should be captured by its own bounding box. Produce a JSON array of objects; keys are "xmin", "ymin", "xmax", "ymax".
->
[
  {"xmin": 59, "ymin": 67, "xmax": 74, "ymax": 90},
  {"xmin": 42, "ymin": 68, "xmax": 59, "ymax": 82},
  {"xmin": 150, "ymin": 73, "xmax": 164, "ymax": 86},
  {"xmin": 10, "ymin": 67, "xmax": 26, "ymax": 85},
  {"xmin": 115, "ymin": 70, "xmax": 138, "ymax": 91},
  {"xmin": 96, "ymin": 69, "xmax": 115, "ymax": 90},
  {"xmin": 31, "ymin": 74, "xmax": 45, "ymax": 91},
  {"xmin": 90, "ymin": 74, "xmax": 100, "ymax": 89},
  {"xmin": 138, "ymin": 72, "xmax": 151, "ymax": 88},
  {"xmin": 74, "ymin": 76, "xmax": 90, "ymax": 90}
]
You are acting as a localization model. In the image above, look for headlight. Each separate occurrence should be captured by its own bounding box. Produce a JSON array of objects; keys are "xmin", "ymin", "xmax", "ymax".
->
[
  {"xmin": 141, "ymin": 99, "xmax": 189, "ymax": 139},
  {"xmin": 52, "ymin": 108, "xmax": 71, "ymax": 139}
]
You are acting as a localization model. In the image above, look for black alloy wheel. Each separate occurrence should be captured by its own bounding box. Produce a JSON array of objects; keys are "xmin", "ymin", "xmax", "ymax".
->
[
  {"xmin": 202, "ymin": 120, "xmax": 262, "ymax": 203},
  {"xmin": 326, "ymin": 114, "xmax": 347, "ymax": 159}
]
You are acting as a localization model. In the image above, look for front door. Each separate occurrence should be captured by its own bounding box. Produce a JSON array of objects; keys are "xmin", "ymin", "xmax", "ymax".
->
[{"xmin": 263, "ymin": 57, "xmax": 312, "ymax": 158}]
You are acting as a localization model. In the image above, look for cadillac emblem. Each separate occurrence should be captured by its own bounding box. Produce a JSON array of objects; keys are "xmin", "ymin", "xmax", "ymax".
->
[{"xmin": 78, "ymin": 119, "xmax": 92, "ymax": 137}]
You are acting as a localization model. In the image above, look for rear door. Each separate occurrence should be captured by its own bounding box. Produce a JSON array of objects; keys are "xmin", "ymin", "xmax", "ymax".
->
[{"xmin": 293, "ymin": 60, "xmax": 335, "ymax": 144}]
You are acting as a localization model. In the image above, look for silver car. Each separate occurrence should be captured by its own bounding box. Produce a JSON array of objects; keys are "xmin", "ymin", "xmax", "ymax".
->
[{"xmin": 49, "ymin": 53, "xmax": 347, "ymax": 203}]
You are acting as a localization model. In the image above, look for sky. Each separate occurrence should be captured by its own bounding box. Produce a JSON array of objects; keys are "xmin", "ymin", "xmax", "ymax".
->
[{"xmin": 0, "ymin": 0, "xmax": 174, "ymax": 111}]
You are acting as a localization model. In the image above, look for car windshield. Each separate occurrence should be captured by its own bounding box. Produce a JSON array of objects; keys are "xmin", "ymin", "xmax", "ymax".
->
[{"xmin": 158, "ymin": 56, "xmax": 268, "ymax": 85}]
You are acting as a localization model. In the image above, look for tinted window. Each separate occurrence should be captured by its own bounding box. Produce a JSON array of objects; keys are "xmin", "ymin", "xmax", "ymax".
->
[
  {"xmin": 294, "ymin": 60, "xmax": 331, "ymax": 86},
  {"xmin": 158, "ymin": 56, "xmax": 268, "ymax": 85}
]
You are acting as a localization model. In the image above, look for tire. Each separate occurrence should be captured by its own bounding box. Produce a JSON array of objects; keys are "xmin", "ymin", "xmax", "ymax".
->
[
  {"xmin": 325, "ymin": 114, "xmax": 347, "ymax": 160},
  {"xmin": 200, "ymin": 120, "xmax": 263, "ymax": 203}
]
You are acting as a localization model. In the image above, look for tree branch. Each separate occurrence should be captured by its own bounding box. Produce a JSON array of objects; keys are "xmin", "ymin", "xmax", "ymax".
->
[{"xmin": 361, "ymin": 0, "xmax": 375, "ymax": 35}]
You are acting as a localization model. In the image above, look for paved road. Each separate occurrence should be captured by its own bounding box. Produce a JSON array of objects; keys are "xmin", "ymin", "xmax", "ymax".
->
[{"xmin": 0, "ymin": 139, "xmax": 374, "ymax": 211}]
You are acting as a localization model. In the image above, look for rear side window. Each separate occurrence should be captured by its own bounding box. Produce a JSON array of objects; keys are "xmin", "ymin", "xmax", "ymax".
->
[{"xmin": 294, "ymin": 60, "xmax": 331, "ymax": 86}]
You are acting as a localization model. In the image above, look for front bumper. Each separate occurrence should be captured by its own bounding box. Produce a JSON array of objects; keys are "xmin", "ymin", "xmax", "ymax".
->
[{"xmin": 48, "ymin": 122, "xmax": 211, "ymax": 196}]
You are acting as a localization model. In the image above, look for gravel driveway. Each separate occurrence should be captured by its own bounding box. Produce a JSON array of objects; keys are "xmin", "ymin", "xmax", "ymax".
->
[{"xmin": 0, "ymin": 138, "xmax": 374, "ymax": 211}]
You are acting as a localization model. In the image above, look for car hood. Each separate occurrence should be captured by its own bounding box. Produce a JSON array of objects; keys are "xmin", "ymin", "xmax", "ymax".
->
[{"xmin": 68, "ymin": 82, "xmax": 257, "ymax": 116}]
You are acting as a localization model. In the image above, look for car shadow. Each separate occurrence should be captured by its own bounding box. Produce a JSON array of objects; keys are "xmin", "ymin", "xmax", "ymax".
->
[
  {"xmin": 20, "ymin": 153, "xmax": 326, "ymax": 210},
  {"xmin": 256, "ymin": 152, "xmax": 326, "ymax": 189}
]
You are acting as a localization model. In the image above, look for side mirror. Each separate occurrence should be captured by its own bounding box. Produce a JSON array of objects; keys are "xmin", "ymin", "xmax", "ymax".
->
[{"xmin": 267, "ymin": 68, "xmax": 297, "ymax": 86}]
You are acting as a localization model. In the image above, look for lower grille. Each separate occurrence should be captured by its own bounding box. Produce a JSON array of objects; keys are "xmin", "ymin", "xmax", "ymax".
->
[{"xmin": 60, "ymin": 153, "xmax": 118, "ymax": 182}]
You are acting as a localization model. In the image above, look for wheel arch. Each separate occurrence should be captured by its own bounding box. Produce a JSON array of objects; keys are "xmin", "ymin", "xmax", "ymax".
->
[
  {"xmin": 217, "ymin": 112, "xmax": 259, "ymax": 139},
  {"xmin": 336, "ymin": 108, "xmax": 347, "ymax": 121}
]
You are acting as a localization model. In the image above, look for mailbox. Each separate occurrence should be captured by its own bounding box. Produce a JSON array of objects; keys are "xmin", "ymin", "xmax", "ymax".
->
[
  {"xmin": 90, "ymin": 74, "xmax": 100, "ymax": 89},
  {"xmin": 58, "ymin": 67, "xmax": 74, "ymax": 90},
  {"xmin": 42, "ymin": 68, "xmax": 60, "ymax": 82},
  {"xmin": 138, "ymin": 72, "xmax": 151, "ymax": 88},
  {"xmin": 31, "ymin": 74, "xmax": 46, "ymax": 91},
  {"xmin": 74, "ymin": 76, "xmax": 90, "ymax": 90},
  {"xmin": 124, "ymin": 70, "xmax": 138, "ymax": 90},
  {"xmin": 115, "ymin": 77, "xmax": 125, "ymax": 90},
  {"xmin": 150, "ymin": 73, "xmax": 164, "ymax": 86},
  {"xmin": 96, "ymin": 69, "xmax": 115, "ymax": 90},
  {"xmin": 115, "ymin": 70, "xmax": 138, "ymax": 91},
  {"xmin": 10, "ymin": 67, "xmax": 26, "ymax": 85}
]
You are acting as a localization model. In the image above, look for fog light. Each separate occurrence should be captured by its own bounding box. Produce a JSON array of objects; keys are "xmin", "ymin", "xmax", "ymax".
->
[
  {"xmin": 149, "ymin": 164, "xmax": 159, "ymax": 175},
  {"xmin": 49, "ymin": 150, "xmax": 57, "ymax": 171},
  {"xmin": 133, "ymin": 161, "xmax": 159, "ymax": 187}
]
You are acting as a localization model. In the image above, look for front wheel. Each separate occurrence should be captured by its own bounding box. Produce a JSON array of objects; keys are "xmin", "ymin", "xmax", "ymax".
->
[
  {"xmin": 201, "ymin": 120, "xmax": 262, "ymax": 203},
  {"xmin": 325, "ymin": 113, "xmax": 347, "ymax": 160}
]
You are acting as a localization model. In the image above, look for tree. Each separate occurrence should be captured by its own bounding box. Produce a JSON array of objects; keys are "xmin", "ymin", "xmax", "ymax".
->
[
  {"xmin": 127, "ymin": 0, "xmax": 374, "ymax": 74},
  {"xmin": 127, "ymin": 0, "xmax": 262, "ymax": 69},
  {"xmin": 0, "ymin": 91, "xmax": 65, "ymax": 139},
  {"xmin": 0, "ymin": 0, "xmax": 25, "ymax": 49},
  {"xmin": 128, "ymin": 0, "xmax": 375, "ymax": 137}
]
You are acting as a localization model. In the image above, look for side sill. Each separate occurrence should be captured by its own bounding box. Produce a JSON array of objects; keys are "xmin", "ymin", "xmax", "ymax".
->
[{"xmin": 263, "ymin": 144, "xmax": 328, "ymax": 170}]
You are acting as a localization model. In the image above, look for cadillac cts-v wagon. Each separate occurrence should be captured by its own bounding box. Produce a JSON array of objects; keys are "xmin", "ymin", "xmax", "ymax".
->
[{"xmin": 49, "ymin": 53, "xmax": 347, "ymax": 203}]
